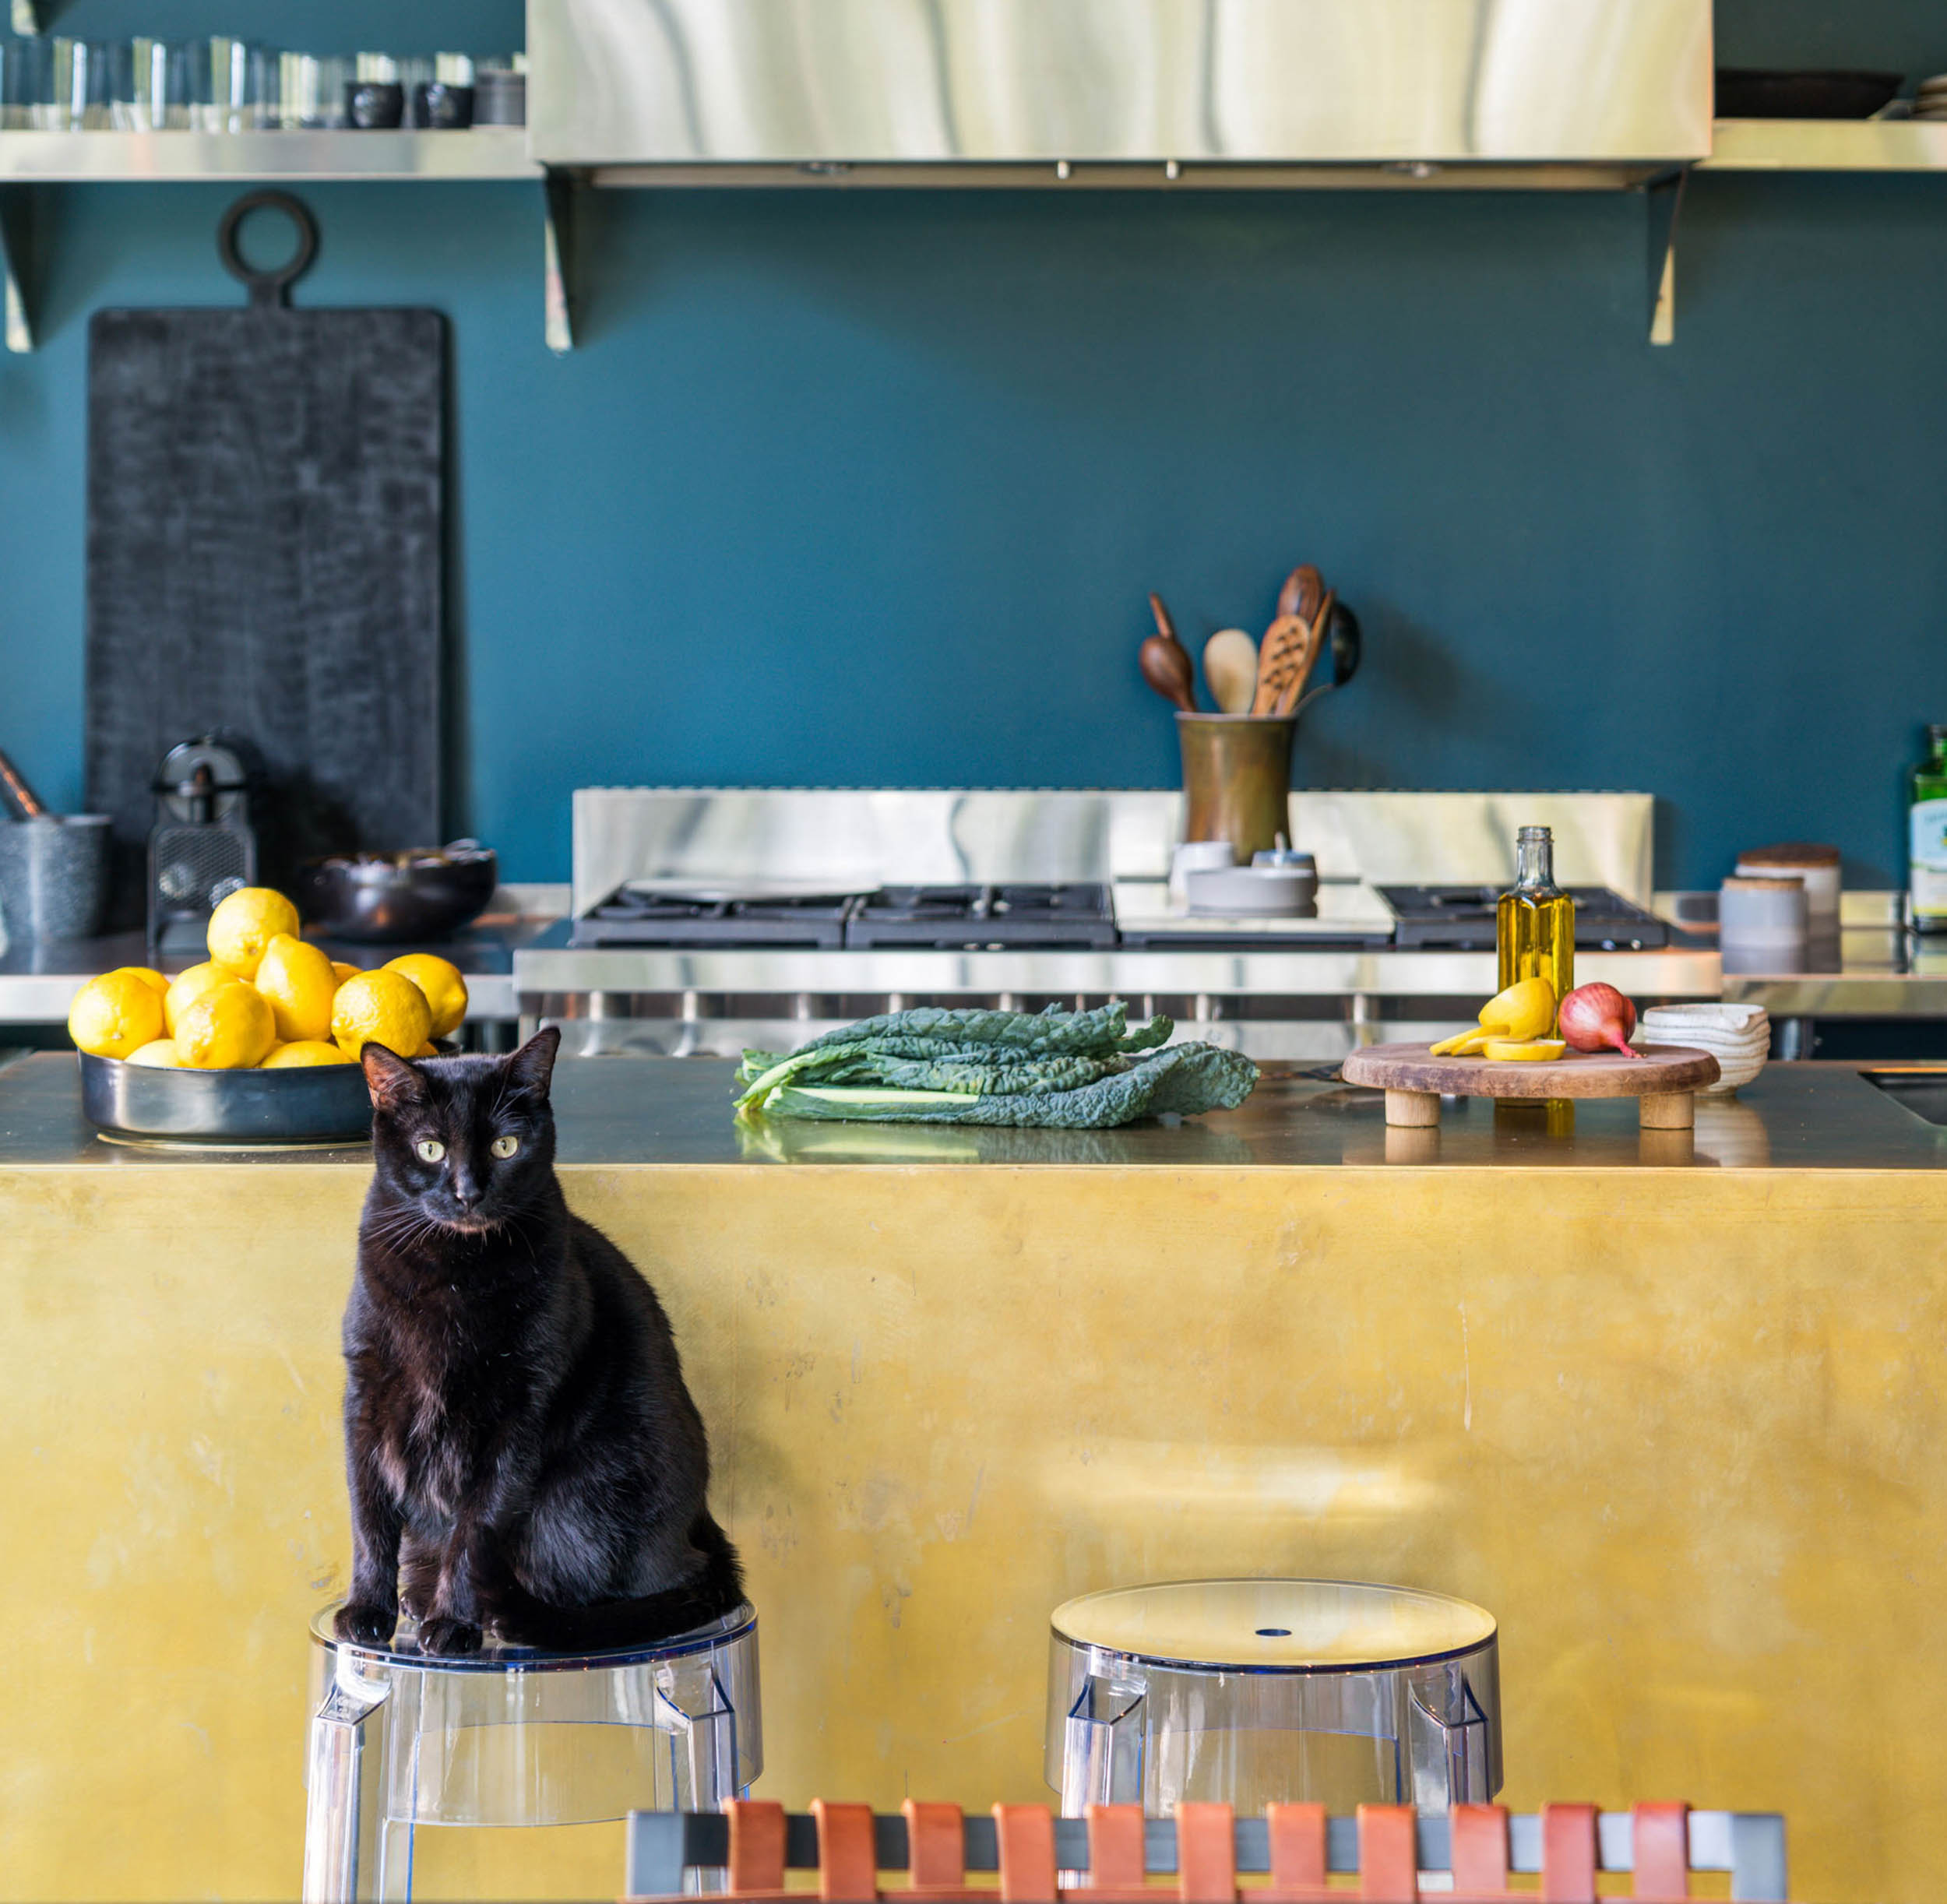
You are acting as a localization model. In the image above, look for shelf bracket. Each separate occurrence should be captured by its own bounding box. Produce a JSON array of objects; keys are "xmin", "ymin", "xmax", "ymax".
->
[
  {"xmin": 0, "ymin": 185, "xmax": 37, "ymax": 354},
  {"xmin": 1646, "ymin": 166, "xmax": 1688, "ymax": 347},
  {"xmin": 544, "ymin": 170, "xmax": 577, "ymax": 354}
]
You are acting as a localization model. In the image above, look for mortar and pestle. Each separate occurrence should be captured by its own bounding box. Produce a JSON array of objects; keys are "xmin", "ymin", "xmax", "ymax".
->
[
  {"xmin": 1139, "ymin": 584, "xmax": 1362, "ymax": 860},
  {"xmin": 0, "ymin": 748, "xmax": 111, "ymax": 944}
]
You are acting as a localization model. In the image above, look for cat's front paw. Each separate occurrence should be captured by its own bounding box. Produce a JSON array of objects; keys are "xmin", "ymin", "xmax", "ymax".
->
[
  {"xmin": 335, "ymin": 1601, "xmax": 398, "ymax": 1646},
  {"xmin": 418, "ymin": 1616, "xmax": 483, "ymax": 1656},
  {"xmin": 399, "ymin": 1579, "xmax": 437, "ymax": 1621}
]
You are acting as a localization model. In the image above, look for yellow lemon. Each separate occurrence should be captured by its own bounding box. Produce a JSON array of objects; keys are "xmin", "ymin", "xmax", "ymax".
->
[
  {"xmin": 174, "ymin": 980, "xmax": 277, "ymax": 1069},
  {"xmin": 330, "ymin": 961, "xmax": 363, "ymax": 987},
  {"xmin": 261, "ymin": 1039, "xmax": 354, "ymax": 1068},
  {"xmin": 67, "ymin": 970, "xmax": 165, "ymax": 1059},
  {"xmin": 164, "ymin": 962, "xmax": 231, "ymax": 1036},
  {"xmin": 255, "ymin": 933, "xmax": 338, "ymax": 1043},
  {"xmin": 414, "ymin": 1042, "xmax": 439, "ymax": 1058},
  {"xmin": 330, "ymin": 969, "xmax": 431, "ymax": 1060},
  {"xmin": 1429, "ymin": 977, "xmax": 1558, "ymax": 1056},
  {"xmin": 126, "ymin": 1038, "xmax": 183, "ymax": 1068},
  {"xmin": 386, "ymin": 953, "xmax": 469, "ymax": 1040},
  {"xmin": 206, "ymin": 885, "xmax": 301, "ymax": 978},
  {"xmin": 107, "ymin": 966, "xmax": 171, "ymax": 998}
]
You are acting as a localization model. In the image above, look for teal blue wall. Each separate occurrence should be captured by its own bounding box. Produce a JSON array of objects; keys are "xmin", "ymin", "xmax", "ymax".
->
[{"xmin": 3, "ymin": 2, "xmax": 1945, "ymax": 887}]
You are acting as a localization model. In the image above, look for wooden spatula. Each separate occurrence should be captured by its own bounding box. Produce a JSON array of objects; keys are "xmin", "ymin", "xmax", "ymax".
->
[{"xmin": 1275, "ymin": 589, "xmax": 1335, "ymax": 716}]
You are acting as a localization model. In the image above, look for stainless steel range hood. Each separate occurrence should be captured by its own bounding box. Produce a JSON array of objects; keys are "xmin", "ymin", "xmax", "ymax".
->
[{"xmin": 530, "ymin": 0, "xmax": 1712, "ymax": 186}]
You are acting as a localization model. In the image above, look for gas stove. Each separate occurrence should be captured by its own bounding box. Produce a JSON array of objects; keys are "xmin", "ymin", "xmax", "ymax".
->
[
  {"xmin": 1380, "ymin": 885, "xmax": 1670, "ymax": 951},
  {"xmin": 571, "ymin": 881, "xmax": 1118, "ymax": 950}
]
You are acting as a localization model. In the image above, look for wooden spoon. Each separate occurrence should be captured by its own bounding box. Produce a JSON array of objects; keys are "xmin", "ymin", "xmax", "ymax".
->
[
  {"xmin": 1202, "ymin": 628, "xmax": 1259, "ymax": 714},
  {"xmin": 1277, "ymin": 564, "xmax": 1325, "ymax": 626},
  {"xmin": 1139, "ymin": 591, "xmax": 1198, "ymax": 712},
  {"xmin": 1275, "ymin": 589, "xmax": 1335, "ymax": 716}
]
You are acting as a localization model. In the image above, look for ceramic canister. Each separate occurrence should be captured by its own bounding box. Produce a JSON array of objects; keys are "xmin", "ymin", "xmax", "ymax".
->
[
  {"xmin": 1719, "ymin": 874, "xmax": 1808, "ymax": 974},
  {"xmin": 1735, "ymin": 843, "xmax": 1840, "ymax": 929}
]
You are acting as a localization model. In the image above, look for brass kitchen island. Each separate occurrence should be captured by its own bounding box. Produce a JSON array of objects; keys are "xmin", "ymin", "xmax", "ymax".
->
[{"xmin": 1, "ymin": 1054, "xmax": 1941, "ymax": 1902}]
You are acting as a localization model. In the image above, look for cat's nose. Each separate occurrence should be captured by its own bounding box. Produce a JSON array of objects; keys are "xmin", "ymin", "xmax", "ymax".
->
[{"xmin": 452, "ymin": 1174, "xmax": 484, "ymax": 1209}]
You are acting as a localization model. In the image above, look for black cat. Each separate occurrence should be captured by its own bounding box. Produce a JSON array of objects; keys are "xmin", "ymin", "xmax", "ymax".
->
[{"xmin": 335, "ymin": 1027, "xmax": 744, "ymax": 1656}]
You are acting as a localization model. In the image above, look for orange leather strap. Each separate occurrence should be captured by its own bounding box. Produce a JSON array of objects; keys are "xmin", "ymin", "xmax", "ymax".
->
[
  {"xmin": 726, "ymin": 1799, "xmax": 788, "ymax": 1895},
  {"xmin": 994, "ymin": 1804, "xmax": 1058, "ymax": 1904},
  {"xmin": 1630, "ymin": 1804, "xmax": 1691, "ymax": 1901},
  {"xmin": 1540, "ymin": 1804, "xmax": 1597, "ymax": 1904},
  {"xmin": 814, "ymin": 1798, "xmax": 881, "ymax": 1903}
]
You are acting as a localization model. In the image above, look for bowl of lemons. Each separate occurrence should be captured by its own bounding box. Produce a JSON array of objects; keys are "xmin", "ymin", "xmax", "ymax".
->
[{"xmin": 68, "ymin": 886, "xmax": 469, "ymax": 1143}]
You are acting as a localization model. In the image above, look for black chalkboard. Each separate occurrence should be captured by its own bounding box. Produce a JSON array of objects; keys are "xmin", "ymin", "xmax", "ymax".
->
[{"xmin": 85, "ymin": 249, "xmax": 444, "ymax": 925}]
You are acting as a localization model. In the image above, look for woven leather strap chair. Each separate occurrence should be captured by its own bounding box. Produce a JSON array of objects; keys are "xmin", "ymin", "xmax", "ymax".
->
[{"xmin": 624, "ymin": 1798, "xmax": 1788, "ymax": 1902}]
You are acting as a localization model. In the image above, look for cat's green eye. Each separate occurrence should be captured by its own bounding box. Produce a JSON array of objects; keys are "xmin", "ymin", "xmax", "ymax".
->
[
  {"xmin": 491, "ymin": 1134, "xmax": 519, "ymax": 1159},
  {"xmin": 416, "ymin": 1139, "xmax": 445, "ymax": 1163}
]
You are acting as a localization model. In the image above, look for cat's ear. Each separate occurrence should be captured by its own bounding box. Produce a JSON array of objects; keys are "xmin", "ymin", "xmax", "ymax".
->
[
  {"xmin": 505, "ymin": 1026, "xmax": 561, "ymax": 1100},
  {"xmin": 361, "ymin": 1044, "xmax": 428, "ymax": 1114}
]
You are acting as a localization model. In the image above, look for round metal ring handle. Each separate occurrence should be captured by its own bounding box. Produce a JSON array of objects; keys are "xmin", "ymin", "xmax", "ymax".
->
[{"xmin": 218, "ymin": 190, "xmax": 319, "ymax": 308}]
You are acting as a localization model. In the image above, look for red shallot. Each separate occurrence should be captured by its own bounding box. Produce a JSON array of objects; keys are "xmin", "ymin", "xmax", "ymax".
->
[{"xmin": 1558, "ymin": 981, "xmax": 1639, "ymax": 1058}]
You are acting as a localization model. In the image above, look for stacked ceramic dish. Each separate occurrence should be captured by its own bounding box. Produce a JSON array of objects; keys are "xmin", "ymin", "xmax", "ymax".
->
[
  {"xmin": 1639, "ymin": 1003, "xmax": 1770, "ymax": 1095},
  {"xmin": 1914, "ymin": 75, "xmax": 1947, "ymax": 121}
]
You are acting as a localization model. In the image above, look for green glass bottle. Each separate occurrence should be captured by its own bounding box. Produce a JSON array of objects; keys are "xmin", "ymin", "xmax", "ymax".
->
[{"xmin": 1912, "ymin": 724, "xmax": 1947, "ymax": 934}]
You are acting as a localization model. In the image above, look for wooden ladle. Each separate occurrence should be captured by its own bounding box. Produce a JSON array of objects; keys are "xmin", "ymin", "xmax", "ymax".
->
[{"xmin": 1139, "ymin": 591, "xmax": 1198, "ymax": 712}]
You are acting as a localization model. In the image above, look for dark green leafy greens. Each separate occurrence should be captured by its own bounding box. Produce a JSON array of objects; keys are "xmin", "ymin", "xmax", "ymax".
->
[
  {"xmin": 763, "ymin": 1044, "xmax": 1257, "ymax": 1128},
  {"xmin": 734, "ymin": 1002, "xmax": 1257, "ymax": 1128}
]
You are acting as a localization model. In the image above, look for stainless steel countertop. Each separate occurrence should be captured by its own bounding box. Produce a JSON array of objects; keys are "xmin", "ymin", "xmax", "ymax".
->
[
  {"xmin": 0, "ymin": 922, "xmax": 542, "ymax": 1024},
  {"xmin": 0, "ymin": 1052, "xmax": 1938, "ymax": 1172}
]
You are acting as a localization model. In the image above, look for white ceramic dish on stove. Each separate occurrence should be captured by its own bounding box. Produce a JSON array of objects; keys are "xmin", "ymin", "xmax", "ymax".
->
[{"xmin": 1185, "ymin": 863, "xmax": 1319, "ymax": 917}]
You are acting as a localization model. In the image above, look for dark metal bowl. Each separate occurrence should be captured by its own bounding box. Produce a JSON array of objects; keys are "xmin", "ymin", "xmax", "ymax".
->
[
  {"xmin": 80, "ymin": 1052, "xmax": 373, "ymax": 1142},
  {"xmin": 297, "ymin": 843, "xmax": 498, "ymax": 944}
]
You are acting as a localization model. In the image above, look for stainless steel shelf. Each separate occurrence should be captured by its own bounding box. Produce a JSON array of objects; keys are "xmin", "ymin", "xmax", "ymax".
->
[
  {"xmin": 1702, "ymin": 118, "xmax": 1947, "ymax": 173},
  {"xmin": 513, "ymin": 941, "xmax": 1725, "ymax": 1007},
  {"xmin": 0, "ymin": 128, "xmax": 539, "ymax": 182},
  {"xmin": 0, "ymin": 128, "xmax": 554, "ymax": 355}
]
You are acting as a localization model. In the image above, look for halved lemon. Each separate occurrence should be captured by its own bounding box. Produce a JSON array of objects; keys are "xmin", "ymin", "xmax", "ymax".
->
[{"xmin": 1483, "ymin": 1038, "xmax": 1567, "ymax": 1062}]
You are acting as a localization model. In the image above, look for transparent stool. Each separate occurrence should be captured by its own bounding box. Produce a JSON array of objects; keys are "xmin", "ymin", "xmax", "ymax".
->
[
  {"xmin": 303, "ymin": 1602, "xmax": 761, "ymax": 1902},
  {"xmin": 1045, "ymin": 1579, "xmax": 1499, "ymax": 1817}
]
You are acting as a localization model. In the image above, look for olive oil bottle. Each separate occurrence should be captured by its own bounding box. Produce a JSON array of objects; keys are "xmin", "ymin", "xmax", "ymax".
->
[{"xmin": 1498, "ymin": 825, "xmax": 1576, "ymax": 1013}]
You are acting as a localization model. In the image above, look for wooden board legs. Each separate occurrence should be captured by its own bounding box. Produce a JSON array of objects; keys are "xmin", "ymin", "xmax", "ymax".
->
[
  {"xmin": 1639, "ymin": 1090, "xmax": 1695, "ymax": 1130},
  {"xmin": 1385, "ymin": 1088, "xmax": 1442, "ymax": 1128}
]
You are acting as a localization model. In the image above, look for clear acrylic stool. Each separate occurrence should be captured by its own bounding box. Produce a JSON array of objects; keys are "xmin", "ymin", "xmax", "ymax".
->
[
  {"xmin": 1046, "ymin": 1578, "xmax": 1499, "ymax": 1817},
  {"xmin": 303, "ymin": 1601, "xmax": 761, "ymax": 1902}
]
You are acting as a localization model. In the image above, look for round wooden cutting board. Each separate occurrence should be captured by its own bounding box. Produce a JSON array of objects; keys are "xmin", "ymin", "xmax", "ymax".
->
[{"xmin": 1341, "ymin": 1041, "xmax": 1721, "ymax": 1128}]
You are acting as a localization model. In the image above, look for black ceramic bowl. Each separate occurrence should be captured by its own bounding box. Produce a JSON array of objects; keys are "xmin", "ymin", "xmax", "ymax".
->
[
  {"xmin": 80, "ymin": 1053, "xmax": 373, "ymax": 1144},
  {"xmin": 297, "ymin": 843, "xmax": 498, "ymax": 944}
]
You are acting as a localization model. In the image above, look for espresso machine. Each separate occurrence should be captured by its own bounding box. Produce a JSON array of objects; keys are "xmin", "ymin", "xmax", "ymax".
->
[{"xmin": 147, "ymin": 734, "xmax": 258, "ymax": 954}]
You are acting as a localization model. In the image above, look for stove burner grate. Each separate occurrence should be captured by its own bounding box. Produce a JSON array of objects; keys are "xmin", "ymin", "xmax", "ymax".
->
[
  {"xmin": 1380, "ymin": 885, "xmax": 1670, "ymax": 951},
  {"xmin": 845, "ymin": 883, "xmax": 1118, "ymax": 950}
]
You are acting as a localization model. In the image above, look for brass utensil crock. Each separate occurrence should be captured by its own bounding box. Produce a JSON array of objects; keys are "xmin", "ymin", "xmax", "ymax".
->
[{"xmin": 1176, "ymin": 713, "xmax": 1295, "ymax": 859}]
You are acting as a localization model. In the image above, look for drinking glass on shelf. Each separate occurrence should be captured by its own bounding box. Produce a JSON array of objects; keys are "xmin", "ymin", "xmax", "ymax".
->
[
  {"xmin": 192, "ymin": 35, "xmax": 275, "ymax": 132},
  {"xmin": 277, "ymin": 53, "xmax": 344, "ymax": 129},
  {"xmin": 108, "ymin": 38, "xmax": 190, "ymax": 132},
  {"xmin": 30, "ymin": 38, "xmax": 109, "ymax": 130},
  {"xmin": 0, "ymin": 38, "xmax": 23, "ymax": 129}
]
